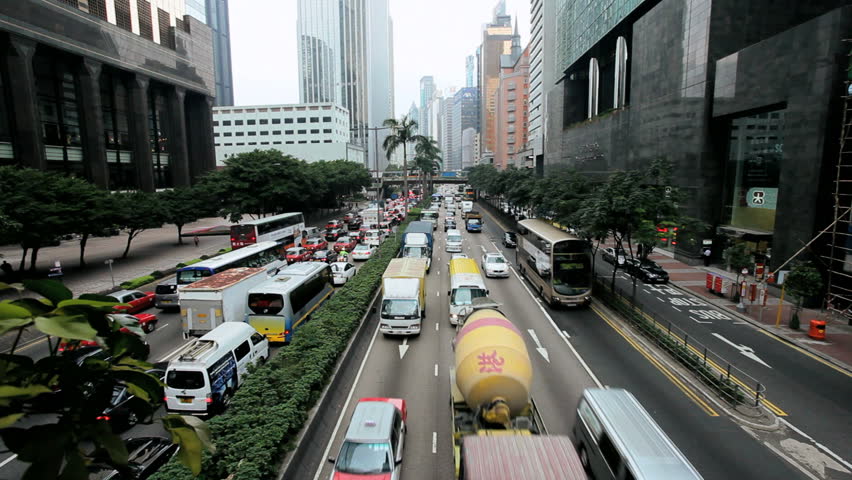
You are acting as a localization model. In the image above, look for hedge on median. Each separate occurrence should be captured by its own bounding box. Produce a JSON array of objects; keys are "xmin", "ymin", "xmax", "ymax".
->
[{"xmin": 150, "ymin": 214, "xmax": 419, "ymax": 480}]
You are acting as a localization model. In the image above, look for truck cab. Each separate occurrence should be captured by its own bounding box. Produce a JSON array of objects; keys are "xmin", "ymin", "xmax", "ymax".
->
[{"xmin": 380, "ymin": 278, "xmax": 423, "ymax": 336}]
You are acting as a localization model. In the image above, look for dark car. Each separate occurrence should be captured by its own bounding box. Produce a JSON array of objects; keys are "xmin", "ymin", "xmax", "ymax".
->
[
  {"xmin": 98, "ymin": 368, "xmax": 165, "ymax": 431},
  {"xmin": 444, "ymin": 218, "xmax": 457, "ymax": 232},
  {"xmin": 89, "ymin": 436, "xmax": 178, "ymax": 480},
  {"xmin": 325, "ymin": 228, "xmax": 344, "ymax": 241},
  {"xmin": 502, "ymin": 231, "xmax": 517, "ymax": 248},
  {"xmin": 312, "ymin": 249, "xmax": 339, "ymax": 264},
  {"xmin": 347, "ymin": 219, "xmax": 362, "ymax": 231},
  {"xmin": 624, "ymin": 259, "xmax": 670, "ymax": 284}
]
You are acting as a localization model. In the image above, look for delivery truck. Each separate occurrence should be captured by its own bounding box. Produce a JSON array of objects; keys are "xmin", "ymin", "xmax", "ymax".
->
[
  {"xmin": 380, "ymin": 258, "xmax": 427, "ymax": 336},
  {"xmin": 401, "ymin": 221, "xmax": 434, "ymax": 271},
  {"xmin": 465, "ymin": 211, "xmax": 483, "ymax": 233},
  {"xmin": 451, "ymin": 306, "xmax": 570, "ymax": 478},
  {"xmin": 179, "ymin": 267, "xmax": 267, "ymax": 337}
]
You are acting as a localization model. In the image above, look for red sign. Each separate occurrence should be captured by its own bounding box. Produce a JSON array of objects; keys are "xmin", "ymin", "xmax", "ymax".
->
[
  {"xmin": 477, "ymin": 350, "xmax": 505, "ymax": 373},
  {"xmin": 713, "ymin": 276, "xmax": 723, "ymax": 293},
  {"xmin": 706, "ymin": 273, "xmax": 714, "ymax": 290}
]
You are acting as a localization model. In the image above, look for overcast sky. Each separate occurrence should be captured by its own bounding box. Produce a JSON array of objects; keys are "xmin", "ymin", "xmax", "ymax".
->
[{"xmin": 229, "ymin": 0, "xmax": 530, "ymax": 115}]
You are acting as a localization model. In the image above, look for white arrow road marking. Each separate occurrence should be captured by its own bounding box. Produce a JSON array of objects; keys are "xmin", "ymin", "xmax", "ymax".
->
[
  {"xmin": 480, "ymin": 245, "xmax": 487, "ymax": 253},
  {"xmin": 712, "ymin": 333, "xmax": 772, "ymax": 368},
  {"xmin": 527, "ymin": 329, "xmax": 550, "ymax": 363},
  {"xmin": 0, "ymin": 454, "xmax": 18, "ymax": 469},
  {"xmin": 399, "ymin": 337, "xmax": 410, "ymax": 359}
]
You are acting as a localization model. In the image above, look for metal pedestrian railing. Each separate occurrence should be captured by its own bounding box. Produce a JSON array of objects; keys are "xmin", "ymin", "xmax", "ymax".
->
[{"xmin": 594, "ymin": 278, "xmax": 767, "ymax": 408}]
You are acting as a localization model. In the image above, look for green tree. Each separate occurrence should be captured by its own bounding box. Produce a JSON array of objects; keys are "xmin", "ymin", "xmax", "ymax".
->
[
  {"xmin": 784, "ymin": 261, "xmax": 824, "ymax": 329},
  {"xmin": 413, "ymin": 136, "xmax": 442, "ymax": 195},
  {"xmin": 0, "ymin": 280, "xmax": 213, "ymax": 479},
  {"xmin": 160, "ymin": 187, "xmax": 207, "ymax": 245},
  {"xmin": 308, "ymin": 159, "xmax": 371, "ymax": 210},
  {"xmin": 113, "ymin": 191, "xmax": 165, "ymax": 258},
  {"xmin": 722, "ymin": 243, "xmax": 752, "ymax": 287},
  {"xmin": 67, "ymin": 185, "xmax": 116, "ymax": 268},
  {"xmin": 382, "ymin": 115, "xmax": 425, "ymax": 200}
]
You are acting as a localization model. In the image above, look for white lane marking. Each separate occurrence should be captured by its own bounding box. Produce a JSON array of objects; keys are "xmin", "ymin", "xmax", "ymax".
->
[
  {"xmin": 510, "ymin": 267, "xmax": 603, "ymax": 387},
  {"xmin": 479, "ymin": 245, "xmax": 487, "ymax": 253},
  {"xmin": 399, "ymin": 337, "xmax": 409, "ymax": 359},
  {"xmin": 158, "ymin": 341, "xmax": 191, "ymax": 363},
  {"xmin": 436, "ymin": 291, "xmax": 440, "ymax": 297},
  {"xmin": 672, "ymin": 306, "xmax": 681, "ymax": 312},
  {"xmin": 437, "ymin": 270, "xmax": 440, "ymax": 275},
  {"xmin": 435, "ymin": 322, "xmax": 439, "ymax": 331},
  {"xmin": 313, "ymin": 320, "xmax": 382, "ymax": 480},
  {"xmin": 690, "ymin": 316, "xmax": 712, "ymax": 324},
  {"xmin": 432, "ymin": 432, "xmax": 437, "ymax": 454},
  {"xmin": 434, "ymin": 364, "xmax": 438, "ymax": 376},
  {"xmin": 712, "ymin": 333, "xmax": 772, "ymax": 368},
  {"xmin": 562, "ymin": 329, "xmax": 571, "ymax": 339},
  {"xmin": 0, "ymin": 454, "xmax": 18, "ymax": 469},
  {"xmin": 779, "ymin": 418, "xmax": 852, "ymax": 471},
  {"xmin": 656, "ymin": 296, "xmax": 664, "ymax": 302},
  {"xmin": 762, "ymin": 442, "xmax": 821, "ymax": 480}
]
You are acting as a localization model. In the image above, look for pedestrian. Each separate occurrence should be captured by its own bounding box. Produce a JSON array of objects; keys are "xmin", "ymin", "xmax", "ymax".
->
[
  {"xmin": 194, "ymin": 235, "xmax": 200, "ymax": 247},
  {"xmin": 703, "ymin": 247, "xmax": 712, "ymax": 267},
  {"xmin": 0, "ymin": 260, "xmax": 12, "ymax": 278},
  {"xmin": 636, "ymin": 244, "xmax": 643, "ymax": 259}
]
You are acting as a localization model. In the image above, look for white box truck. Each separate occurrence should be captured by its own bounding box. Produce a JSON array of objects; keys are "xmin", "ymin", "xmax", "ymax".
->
[
  {"xmin": 179, "ymin": 267, "xmax": 268, "ymax": 337},
  {"xmin": 380, "ymin": 258, "xmax": 427, "ymax": 336}
]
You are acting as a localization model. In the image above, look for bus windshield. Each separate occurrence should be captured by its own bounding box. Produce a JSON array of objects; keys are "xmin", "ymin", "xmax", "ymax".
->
[
  {"xmin": 451, "ymin": 287, "xmax": 488, "ymax": 306},
  {"xmin": 248, "ymin": 293, "xmax": 285, "ymax": 315},
  {"xmin": 552, "ymin": 255, "xmax": 592, "ymax": 295},
  {"xmin": 177, "ymin": 269, "xmax": 211, "ymax": 285}
]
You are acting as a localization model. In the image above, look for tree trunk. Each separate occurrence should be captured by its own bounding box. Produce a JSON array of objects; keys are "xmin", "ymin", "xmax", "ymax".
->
[
  {"xmin": 29, "ymin": 247, "xmax": 39, "ymax": 271},
  {"xmin": 79, "ymin": 233, "xmax": 89, "ymax": 267},
  {"xmin": 19, "ymin": 246, "xmax": 28, "ymax": 271},
  {"xmin": 402, "ymin": 143, "xmax": 408, "ymax": 203},
  {"xmin": 177, "ymin": 224, "xmax": 184, "ymax": 245},
  {"xmin": 122, "ymin": 231, "xmax": 136, "ymax": 259}
]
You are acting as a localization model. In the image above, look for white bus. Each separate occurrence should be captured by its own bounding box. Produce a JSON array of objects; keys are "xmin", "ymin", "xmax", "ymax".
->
[
  {"xmin": 246, "ymin": 262, "xmax": 334, "ymax": 343},
  {"xmin": 164, "ymin": 322, "xmax": 269, "ymax": 415},
  {"xmin": 156, "ymin": 241, "xmax": 287, "ymax": 308},
  {"xmin": 230, "ymin": 212, "xmax": 306, "ymax": 250},
  {"xmin": 516, "ymin": 219, "xmax": 592, "ymax": 307}
]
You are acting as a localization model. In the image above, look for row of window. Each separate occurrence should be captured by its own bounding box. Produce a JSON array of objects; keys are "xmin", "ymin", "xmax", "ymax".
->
[
  {"xmin": 213, "ymin": 116, "xmax": 334, "ymax": 126},
  {"xmin": 214, "ymin": 129, "xmax": 334, "ymax": 137},
  {"xmin": 215, "ymin": 139, "xmax": 334, "ymax": 146}
]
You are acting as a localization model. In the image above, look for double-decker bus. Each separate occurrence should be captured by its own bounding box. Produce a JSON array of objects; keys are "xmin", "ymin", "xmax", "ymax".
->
[
  {"xmin": 463, "ymin": 187, "xmax": 477, "ymax": 201},
  {"xmin": 176, "ymin": 241, "xmax": 286, "ymax": 286},
  {"xmin": 515, "ymin": 219, "xmax": 592, "ymax": 307},
  {"xmin": 229, "ymin": 212, "xmax": 305, "ymax": 250}
]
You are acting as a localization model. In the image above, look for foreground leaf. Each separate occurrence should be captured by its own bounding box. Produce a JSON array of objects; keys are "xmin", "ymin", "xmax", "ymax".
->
[
  {"xmin": 162, "ymin": 414, "xmax": 214, "ymax": 475},
  {"xmin": 21, "ymin": 279, "xmax": 72, "ymax": 305},
  {"xmin": 0, "ymin": 413, "xmax": 24, "ymax": 428},
  {"xmin": 0, "ymin": 317, "xmax": 32, "ymax": 335},
  {"xmin": 34, "ymin": 315, "xmax": 97, "ymax": 341}
]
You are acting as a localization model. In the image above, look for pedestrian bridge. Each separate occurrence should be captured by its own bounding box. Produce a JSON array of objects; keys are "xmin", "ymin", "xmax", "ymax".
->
[{"xmin": 380, "ymin": 175, "xmax": 467, "ymax": 185}]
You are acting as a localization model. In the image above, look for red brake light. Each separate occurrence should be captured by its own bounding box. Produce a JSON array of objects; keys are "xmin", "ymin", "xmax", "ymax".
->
[
  {"xmin": 96, "ymin": 415, "xmax": 111, "ymax": 422},
  {"xmin": 163, "ymin": 396, "xmax": 168, "ymax": 402},
  {"xmin": 205, "ymin": 395, "xmax": 213, "ymax": 404},
  {"xmin": 285, "ymin": 330, "xmax": 290, "ymax": 335}
]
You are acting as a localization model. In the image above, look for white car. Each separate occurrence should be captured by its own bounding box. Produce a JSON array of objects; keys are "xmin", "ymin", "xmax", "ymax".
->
[
  {"xmin": 364, "ymin": 229, "xmax": 384, "ymax": 247},
  {"xmin": 481, "ymin": 253, "xmax": 510, "ymax": 278},
  {"xmin": 330, "ymin": 262, "xmax": 357, "ymax": 285},
  {"xmin": 351, "ymin": 244, "xmax": 376, "ymax": 261}
]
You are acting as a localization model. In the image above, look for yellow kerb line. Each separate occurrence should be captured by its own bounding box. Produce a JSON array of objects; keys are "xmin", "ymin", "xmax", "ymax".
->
[
  {"xmin": 755, "ymin": 328, "xmax": 852, "ymax": 378},
  {"xmin": 591, "ymin": 305, "xmax": 718, "ymax": 416}
]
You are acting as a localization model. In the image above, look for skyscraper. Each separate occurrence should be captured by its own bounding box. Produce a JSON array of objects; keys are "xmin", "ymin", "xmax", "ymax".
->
[
  {"xmin": 465, "ymin": 55, "xmax": 476, "ymax": 88},
  {"xmin": 297, "ymin": 0, "xmax": 394, "ymax": 167},
  {"xmin": 452, "ymin": 87, "xmax": 479, "ymax": 171},
  {"xmin": 419, "ymin": 76, "xmax": 435, "ymax": 136},
  {"xmin": 186, "ymin": 0, "xmax": 234, "ymax": 106},
  {"xmin": 479, "ymin": 2, "xmax": 514, "ymax": 162},
  {"xmin": 527, "ymin": 0, "xmax": 555, "ymax": 163}
]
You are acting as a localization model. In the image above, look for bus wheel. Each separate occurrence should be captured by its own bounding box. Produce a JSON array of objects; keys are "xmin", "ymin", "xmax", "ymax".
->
[{"xmin": 578, "ymin": 445, "xmax": 591, "ymax": 472}]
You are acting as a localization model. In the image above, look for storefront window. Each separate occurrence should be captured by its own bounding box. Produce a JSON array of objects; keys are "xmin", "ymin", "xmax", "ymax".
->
[{"xmin": 723, "ymin": 110, "xmax": 784, "ymax": 233}]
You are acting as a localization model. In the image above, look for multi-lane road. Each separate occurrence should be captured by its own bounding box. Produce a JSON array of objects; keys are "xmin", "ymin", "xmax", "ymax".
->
[{"xmin": 305, "ymin": 202, "xmax": 846, "ymax": 480}]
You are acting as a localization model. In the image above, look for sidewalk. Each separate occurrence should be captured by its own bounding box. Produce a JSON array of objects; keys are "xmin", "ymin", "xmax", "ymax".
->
[{"xmin": 644, "ymin": 247, "xmax": 852, "ymax": 372}]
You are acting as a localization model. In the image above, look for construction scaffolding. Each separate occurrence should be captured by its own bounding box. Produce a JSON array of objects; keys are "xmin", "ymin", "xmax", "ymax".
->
[{"xmin": 824, "ymin": 40, "xmax": 852, "ymax": 314}]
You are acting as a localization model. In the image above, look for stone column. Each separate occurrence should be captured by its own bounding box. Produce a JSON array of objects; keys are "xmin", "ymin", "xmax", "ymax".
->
[
  {"xmin": 129, "ymin": 74, "xmax": 154, "ymax": 192},
  {"xmin": 77, "ymin": 58, "xmax": 108, "ymax": 188},
  {"xmin": 4, "ymin": 35, "xmax": 44, "ymax": 169},
  {"xmin": 186, "ymin": 95, "xmax": 216, "ymax": 182},
  {"xmin": 168, "ymin": 86, "xmax": 190, "ymax": 187}
]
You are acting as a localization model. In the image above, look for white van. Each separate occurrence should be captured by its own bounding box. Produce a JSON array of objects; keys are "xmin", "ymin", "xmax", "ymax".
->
[
  {"xmin": 164, "ymin": 322, "xmax": 269, "ymax": 416},
  {"xmin": 461, "ymin": 201, "xmax": 474, "ymax": 217},
  {"xmin": 445, "ymin": 229, "xmax": 463, "ymax": 253},
  {"xmin": 364, "ymin": 229, "xmax": 384, "ymax": 247}
]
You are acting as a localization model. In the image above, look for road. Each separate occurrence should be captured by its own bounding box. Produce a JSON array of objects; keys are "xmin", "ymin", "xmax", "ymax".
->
[{"xmin": 306, "ymin": 201, "xmax": 809, "ymax": 480}]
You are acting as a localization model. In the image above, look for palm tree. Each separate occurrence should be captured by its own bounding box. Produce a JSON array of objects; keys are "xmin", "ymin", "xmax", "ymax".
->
[
  {"xmin": 414, "ymin": 136, "xmax": 442, "ymax": 195},
  {"xmin": 382, "ymin": 115, "xmax": 425, "ymax": 204}
]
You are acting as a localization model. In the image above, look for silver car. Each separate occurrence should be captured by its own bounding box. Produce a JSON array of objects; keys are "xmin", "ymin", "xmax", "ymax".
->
[{"xmin": 481, "ymin": 253, "xmax": 510, "ymax": 278}]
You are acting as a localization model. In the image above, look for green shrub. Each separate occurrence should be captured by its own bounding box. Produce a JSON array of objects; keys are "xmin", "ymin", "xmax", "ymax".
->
[
  {"xmin": 151, "ymin": 270, "xmax": 164, "ymax": 278},
  {"xmin": 151, "ymin": 218, "xmax": 412, "ymax": 480},
  {"xmin": 789, "ymin": 312, "xmax": 800, "ymax": 330},
  {"xmin": 200, "ymin": 255, "xmax": 210, "ymax": 260},
  {"xmin": 175, "ymin": 263, "xmax": 186, "ymax": 268},
  {"xmin": 118, "ymin": 275, "xmax": 156, "ymax": 290}
]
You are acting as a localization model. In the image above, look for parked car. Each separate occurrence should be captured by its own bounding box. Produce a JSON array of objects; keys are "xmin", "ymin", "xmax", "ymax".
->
[
  {"xmin": 325, "ymin": 228, "xmax": 345, "ymax": 241},
  {"xmin": 330, "ymin": 262, "xmax": 357, "ymax": 286},
  {"xmin": 88, "ymin": 436, "xmax": 178, "ymax": 480},
  {"xmin": 326, "ymin": 219, "xmax": 344, "ymax": 230},
  {"xmin": 502, "ymin": 231, "xmax": 517, "ymax": 248},
  {"xmin": 107, "ymin": 290, "xmax": 156, "ymax": 314},
  {"xmin": 329, "ymin": 398, "xmax": 407, "ymax": 479},
  {"xmin": 285, "ymin": 246, "xmax": 312, "ymax": 263},
  {"xmin": 97, "ymin": 368, "xmax": 165, "ymax": 431},
  {"xmin": 351, "ymin": 244, "xmax": 376, "ymax": 261},
  {"xmin": 312, "ymin": 249, "xmax": 339, "ymax": 264},
  {"xmin": 624, "ymin": 259, "xmax": 670, "ymax": 283},
  {"xmin": 304, "ymin": 237, "xmax": 328, "ymax": 252},
  {"xmin": 601, "ymin": 247, "xmax": 617, "ymax": 265},
  {"xmin": 334, "ymin": 236, "xmax": 358, "ymax": 253},
  {"xmin": 481, "ymin": 253, "xmax": 510, "ymax": 278}
]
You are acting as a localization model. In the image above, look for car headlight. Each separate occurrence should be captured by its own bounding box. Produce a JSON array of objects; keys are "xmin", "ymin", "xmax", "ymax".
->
[{"xmin": 451, "ymin": 314, "xmax": 458, "ymax": 320}]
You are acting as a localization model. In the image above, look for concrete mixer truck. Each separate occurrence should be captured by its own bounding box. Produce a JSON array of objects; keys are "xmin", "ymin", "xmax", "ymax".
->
[{"xmin": 451, "ymin": 307, "xmax": 586, "ymax": 478}]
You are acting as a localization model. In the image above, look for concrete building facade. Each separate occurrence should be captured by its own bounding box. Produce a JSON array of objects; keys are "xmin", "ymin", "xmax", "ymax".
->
[
  {"xmin": 479, "ymin": 4, "xmax": 514, "ymax": 162},
  {"xmin": 494, "ymin": 45, "xmax": 529, "ymax": 170},
  {"xmin": 545, "ymin": 0, "xmax": 852, "ymax": 273},
  {"xmin": 527, "ymin": 0, "xmax": 555, "ymax": 164},
  {"xmin": 186, "ymin": 0, "xmax": 234, "ymax": 106},
  {"xmin": 419, "ymin": 75, "xmax": 435, "ymax": 136},
  {"xmin": 213, "ymin": 103, "xmax": 365, "ymax": 165},
  {"xmin": 452, "ymin": 87, "xmax": 480, "ymax": 171},
  {"xmin": 0, "ymin": 0, "xmax": 216, "ymax": 192}
]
